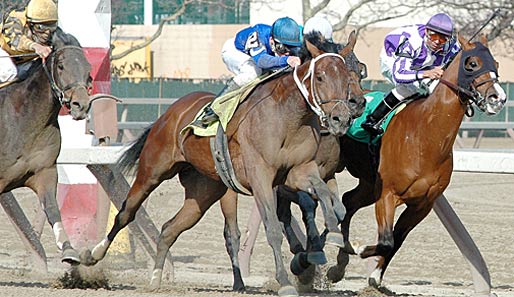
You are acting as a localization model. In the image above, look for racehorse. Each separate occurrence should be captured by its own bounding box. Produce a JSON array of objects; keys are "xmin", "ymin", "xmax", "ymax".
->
[
  {"xmin": 80, "ymin": 38, "xmax": 366, "ymax": 296},
  {"xmin": 323, "ymin": 34, "xmax": 507, "ymax": 287},
  {"xmin": 0, "ymin": 28, "xmax": 99, "ymax": 264}
]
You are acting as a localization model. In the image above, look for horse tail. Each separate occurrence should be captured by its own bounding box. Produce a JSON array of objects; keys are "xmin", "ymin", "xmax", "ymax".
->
[{"xmin": 117, "ymin": 124, "xmax": 153, "ymax": 174}]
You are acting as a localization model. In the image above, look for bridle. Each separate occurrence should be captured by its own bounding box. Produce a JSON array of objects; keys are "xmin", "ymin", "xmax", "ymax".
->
[
  {"xmin": 293, "ymin": 52, "xmax": 351, "ymax": 128},
  {"xmin": 437, "ymin": 42, "xmax": 500, "ymax": 114},
  {"xmin": 42, "ymin": 45, "xmax": 90, "ymax": 108}
]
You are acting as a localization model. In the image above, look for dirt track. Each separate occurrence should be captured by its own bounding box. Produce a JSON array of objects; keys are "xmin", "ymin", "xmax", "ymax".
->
[{"xmin": 0, "ymin": 140, "xmax": 513, "ymax": 297}]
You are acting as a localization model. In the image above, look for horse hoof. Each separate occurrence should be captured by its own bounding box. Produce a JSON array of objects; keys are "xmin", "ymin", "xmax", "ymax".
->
[
  {"xmin": 290, "ymin": 253, "xmax": 308, "ymax": 276},
  {"xmin": 326, "ymin": 265, "xmax": 344, "ymax": 283},
  {"xmin": 278, "ymin": 285, "xmax": 298, "ymax": 297},
  {"xmin": 307, "ymin": 251, "xmax": 327, "ymax": 265},
  {"xmin": 368, "ymin": 268, "xmax": 382, "ymax": 287},
  {"xmin": 62, "ymin": 248, "xmax": 80, "ymax": 265},
  {"xmin": 79, "ymin": 249, "xmax": 98, "ymax": 266},
  {"xmin": 232, "ymin": 283, "xmax": 246, "ymax": 292},
  {"xmin": 325, "ymin": 232, "xmax": 344, "ymax": 247}
]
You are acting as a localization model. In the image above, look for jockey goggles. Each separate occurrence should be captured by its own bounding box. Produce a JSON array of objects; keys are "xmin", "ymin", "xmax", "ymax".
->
[
  {"xmin": 31, "ymin": 22, "xmax": 58, "ymax": 33},
  {"xmin": 426, "ymin": 29, "xmax": 450, "ymax": 44},
  {"xmin": 274, "ymin": 41, "xmax": 292, "ymax": 55}
]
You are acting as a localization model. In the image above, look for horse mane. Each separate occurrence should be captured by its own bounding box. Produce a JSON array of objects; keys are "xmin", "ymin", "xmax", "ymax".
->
[
  {"xmin": 52, "ymin": 27, "xmax": 82, "ymax": 48},
  {"xmin": 299, "ymin": 32, "xmax": 340, "ymax": 61}
]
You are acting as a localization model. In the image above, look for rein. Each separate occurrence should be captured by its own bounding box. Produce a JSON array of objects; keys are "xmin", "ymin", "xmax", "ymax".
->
[
  {"xmin": 42, "ymin": 45, "xmax": 89, "ymax": 107},
  {"xmin": 293, "ymin": 52, "xmax": 346, "ymax": 126}
]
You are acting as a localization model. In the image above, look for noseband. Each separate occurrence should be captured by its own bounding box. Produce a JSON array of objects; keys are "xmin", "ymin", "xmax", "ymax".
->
[
  {"xmin": 293, "ymin": 53, "xmax": 349, "ymax": 127},
  {"xmin": 42, "ymin": 45, "xmax": 89, "ymax": 107}
]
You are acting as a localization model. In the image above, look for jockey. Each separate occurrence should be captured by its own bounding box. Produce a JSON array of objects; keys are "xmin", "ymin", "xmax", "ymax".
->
[
  {"xmin": 195, "ymin": 16, "xmax": 303, "ymax": 126},
  {"xmin": 0, "ymin": 0, "xmax": 58, "ymax": 83},
  {"xmin": 303, "ymin": 16, "xmax": 333, "ymax": 41},
  {"xmin": 361, "ymin": 12, "xmax": 461, "ymax": 135}
]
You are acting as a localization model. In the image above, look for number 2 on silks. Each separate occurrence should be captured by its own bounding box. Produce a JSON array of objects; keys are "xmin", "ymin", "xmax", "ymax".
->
[{"xmin": 244, "ymin": 32, "xmax": 260, "ymax": 51}]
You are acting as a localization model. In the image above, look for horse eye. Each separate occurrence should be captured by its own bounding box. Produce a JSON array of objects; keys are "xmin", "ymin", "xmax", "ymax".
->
[
  {"xmin": 470, "ymin": 61, "xmax": 478, "ymax": 68},
  {"xmin": 316, "ymin": 75, "xmax": 323, "ymax": 82},
  {"xmin": 58, "ymin": 63, "xmax": 64, "ymax": 70}
]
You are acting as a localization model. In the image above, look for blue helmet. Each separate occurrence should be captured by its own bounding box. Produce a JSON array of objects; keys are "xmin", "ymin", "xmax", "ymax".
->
[
  {"xmin": 271, "ymin": 17, "xmax": 303, "ymax": 47},
  {"xmin": 426, "ymin": 13, "xmax": 454, "ymax": 37}
]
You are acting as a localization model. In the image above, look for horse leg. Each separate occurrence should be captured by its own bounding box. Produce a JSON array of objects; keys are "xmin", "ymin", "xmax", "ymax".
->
[
  {"xmin": 82, "ymin": 164, "xmax": 172, "ymax": 266},
  {"xmin": 358, "ymin": 190, "xmax": 397, "ymax": 260},
  {"xmin": 326, "ymin": 177, "xmax": 344, "ymax": 222},
  {"xmin": 327, "ymin": 180, "xmax": 375, "ymax": 283},
  {"xmin": 276, "ymin": 186, "xmax": 324, "ymax": 283},
  {"xmin": 286, "ymin": 162, "xmax": 344, "ymax": 247},
  {"xmin": 26, "ymin": 167, "xmax": 80, "ymax": 264},
  {"xmin": 219, "ymin": 190, "xmax": 245, "ymax": 292},
  {"xmin": 249, "ymin": 168, "xmax": 297, "ymax": 296},
  {"xmin": 150, "ymin": 169, "xmax": 227, "ymax": 290},
  {"xmin": 276, "ymin": 185, "xmax": 306, "ymax": 255},
  {"xmin": 368, "ymin": 202, "xmax": 433, "ymax": 287}
]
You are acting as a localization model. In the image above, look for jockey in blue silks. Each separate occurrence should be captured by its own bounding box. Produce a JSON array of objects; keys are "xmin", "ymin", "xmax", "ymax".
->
[
  {"xmin": 194, "ymin": 16, "xmax": 303, "ymax": 127},
  {"xmin": 361, "ymin": 12, "xmax": 461, "ymax": 135}
]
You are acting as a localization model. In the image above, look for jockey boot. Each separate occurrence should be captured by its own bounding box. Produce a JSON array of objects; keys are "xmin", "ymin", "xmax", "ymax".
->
[
  {"xmin": 361, "ymin": 91, "xmax": 401, "ymax": 135},
  {"xmin": 192, "ymin": 80, "xmax": 240, "ymax": 127}
]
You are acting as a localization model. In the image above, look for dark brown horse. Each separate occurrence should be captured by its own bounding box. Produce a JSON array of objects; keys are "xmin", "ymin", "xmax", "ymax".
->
[
  {"xmin": 0, "ymin": 28, "xmax": 96, "ymax": 264},
  {"xmin": 81, "ymin": 40, "xmax": 366, "ymax": 296},
  {"xmin": 323, "ymin": 34, "xmax": 507, "ymax": 287}
]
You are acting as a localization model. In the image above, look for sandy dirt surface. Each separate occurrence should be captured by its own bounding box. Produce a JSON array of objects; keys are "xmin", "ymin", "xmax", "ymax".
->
[{"xmin": 0, "ymin": 139, "xmax": 513, "ymax": 297}]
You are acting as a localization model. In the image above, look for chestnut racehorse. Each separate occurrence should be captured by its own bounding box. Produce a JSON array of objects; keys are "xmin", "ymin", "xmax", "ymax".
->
[
  {"xmin": 0, "ymin": 28, "xmax": 95, "ymax": 264},
  {"xmin": 325, "ymin": 34, "xmax": 507, "ymax": 287},
  {"xmin": 81, "ymin": 40, "xmax": 366, "ymax": 296}
]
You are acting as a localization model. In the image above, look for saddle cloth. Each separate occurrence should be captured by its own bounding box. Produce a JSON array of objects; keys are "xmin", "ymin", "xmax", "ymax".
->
[
  {"xmin": 346, "ymin": 91, "xmax": 407, "ymax": 144},
  {"xmin": 182, "ymin": 70, "xmax": 285, "ymax": 137}
]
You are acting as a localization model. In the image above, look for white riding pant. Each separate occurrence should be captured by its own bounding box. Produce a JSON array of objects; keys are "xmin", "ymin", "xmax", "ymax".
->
[
  {"xmin": 0, "ymin": 48, "xmax": 17, "ymax": 83},
  {"xmin": 221, "ymin": 38, "xmax": 261, "ymax": 87},
  {"xmin": 379, "ymin": 48, "xmax": 436, "ymax": 100}
]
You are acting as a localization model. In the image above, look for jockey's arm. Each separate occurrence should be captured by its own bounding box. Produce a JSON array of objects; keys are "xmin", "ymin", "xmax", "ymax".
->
[
  {"xmin": 2, "ymin": 11, "xmax": 37, "ymax": 52},
  {"xmin": 250, "ymin": 46, "xmax": 289, "ymax": 70}
]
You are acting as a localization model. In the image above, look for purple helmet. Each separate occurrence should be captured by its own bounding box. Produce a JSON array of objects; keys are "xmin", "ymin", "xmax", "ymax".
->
[{"xmin": 426, "ymin": 13, "xmax": 453, "ymax": 36}]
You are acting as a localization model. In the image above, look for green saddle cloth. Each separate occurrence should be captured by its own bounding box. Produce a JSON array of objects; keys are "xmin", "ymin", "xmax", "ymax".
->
[{"xmin": 346, "ymin": 91, "xmax": 397, "ymax": 144}]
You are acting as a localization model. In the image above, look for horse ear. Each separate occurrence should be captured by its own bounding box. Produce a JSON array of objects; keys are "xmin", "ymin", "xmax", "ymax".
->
[
  {"xmin": 457, "ymin": 33, "xmax": 470, "ymax": 50},
  {"xmin": 306, "ymin": 39, "xmax": 323, "ymax": 58},
  {"xmin": 479, "ymin": 34, "xmax": 488, "ymax": 46},
  {"xmin": 339, "ymin": 30, "xmax": 357, "ymax": 56}
]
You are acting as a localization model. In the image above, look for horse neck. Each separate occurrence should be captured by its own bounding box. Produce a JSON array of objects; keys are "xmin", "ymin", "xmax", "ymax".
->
[
  {"xmin": 398, "ymin": 58, "xmax": 465, "ymax": 156},
  {"xmin": 15, "ymin": 68, "xmax": 59, "ymax": 127}
]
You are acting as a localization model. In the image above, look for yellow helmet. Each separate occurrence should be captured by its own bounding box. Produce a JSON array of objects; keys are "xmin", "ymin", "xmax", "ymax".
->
[{"xmin": 26, "ymin": 0, "xmax": 58, "ymax": 23}]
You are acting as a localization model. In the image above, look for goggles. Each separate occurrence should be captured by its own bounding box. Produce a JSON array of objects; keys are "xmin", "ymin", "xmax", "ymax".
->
[
  {"xmin": 426, "ymin": 29, "xmax": 450, "ymax": 44},
  {"xmin": 274, "ymin": 41, "xmax": 292, "ymax": 55},
  {"xmin": 31, "ymin": 22, "xmax": 58, "ymax": 33}
]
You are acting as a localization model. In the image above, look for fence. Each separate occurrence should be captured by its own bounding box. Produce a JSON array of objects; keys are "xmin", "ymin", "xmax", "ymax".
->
[{"xmin": 112, "ymin": 79, "xmax": 514, "ymax": 146}]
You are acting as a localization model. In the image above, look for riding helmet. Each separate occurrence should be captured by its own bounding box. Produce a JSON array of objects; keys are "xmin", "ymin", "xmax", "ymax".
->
[
  {"xmin": 26, "ymin": 0, "xmax": 58, "ymax": 23},
  {"xmin": 426, "ymin": 13, "xmax": 454, "ymax": 37},
  {"xmin": 271, "ymin": 17, "xmax": 303, "ymax": 47}
]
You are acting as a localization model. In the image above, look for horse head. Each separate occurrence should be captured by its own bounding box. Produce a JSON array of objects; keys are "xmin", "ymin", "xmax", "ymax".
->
[
  {"xmin": 454, "ymin": 34, "xmax": 507, "ymax": 115},
  {"xmin": 47, "ymin": 28, "xmax": 93, "ymax": 120},
  {"xmin": 296, "ymin": 31, "xmax": 366, "ymax": 135}
]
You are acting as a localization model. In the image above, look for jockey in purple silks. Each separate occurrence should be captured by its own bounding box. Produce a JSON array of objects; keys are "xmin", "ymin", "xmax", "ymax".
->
[{"xmin": 361, "ymin": 12, "xmax": 461, "ymax": 135}]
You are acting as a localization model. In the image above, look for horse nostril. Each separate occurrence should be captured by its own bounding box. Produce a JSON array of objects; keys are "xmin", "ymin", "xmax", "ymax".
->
[{"xmin": 71, "ymin": 101, "xmax": 82, "ymax": 110}]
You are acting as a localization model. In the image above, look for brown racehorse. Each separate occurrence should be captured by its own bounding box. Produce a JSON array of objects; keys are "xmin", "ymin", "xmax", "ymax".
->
[
  {"xmin": 323, "ymin": 34, "xmax": 507, "ymax": 287},
  {"xmin": 81, "ymin": 39, "xmax": 366, "ymax": 296},
  {"xmin": 0, "ymin": 28, "xmax": 96, "ymax": 264}
]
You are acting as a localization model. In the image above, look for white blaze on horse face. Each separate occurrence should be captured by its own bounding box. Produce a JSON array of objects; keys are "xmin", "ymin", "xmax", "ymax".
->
[
  {"xmin": 52, "ymin": 222, "xmax": 68, "ymax": 250},
  {"xmin": 486, "ymin": 72, "xmax": 507, "ymax": 115}
]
